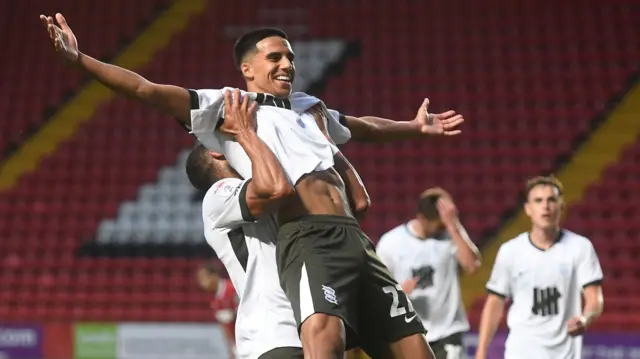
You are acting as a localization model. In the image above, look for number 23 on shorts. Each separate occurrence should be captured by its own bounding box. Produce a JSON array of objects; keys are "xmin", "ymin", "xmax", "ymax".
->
[{"xmin": 383, "ymin": 284, "xmax": 417, "ymax": 320}]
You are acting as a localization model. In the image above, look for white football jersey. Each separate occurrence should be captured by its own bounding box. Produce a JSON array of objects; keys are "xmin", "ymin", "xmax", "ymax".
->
[
  {"xmin": 202, "ymin": 178, "xmax": 301, "ymax": 359},
  {"xmin": 189, "ymin": 88, "xmax": 351, "ymax": 185},
  {"xmin": 377, "ymin": 223, "xmax": 470, "ymax": 342},
  {"xmin": 486, "ymin": 230, "xmax": 603, "ymax": 359}
]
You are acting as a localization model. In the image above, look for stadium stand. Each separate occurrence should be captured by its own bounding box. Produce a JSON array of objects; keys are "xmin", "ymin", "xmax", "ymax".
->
[{"xmin": 0, "ymin": 0, "xmax": 638, "ymax": 330}]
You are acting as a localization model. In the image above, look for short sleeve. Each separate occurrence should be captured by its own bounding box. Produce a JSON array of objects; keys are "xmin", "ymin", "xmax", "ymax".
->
[
  {"xmin": 486, "ymin": 245, "xmax": 511, "ymax": 299},
  {"xmin": 376, "ymin": 235, "xmax": 397, "ymax": 277},
  {"xmin": 325, "ymin": 109, "xmax": 352, "ymax": 145},
  {"xmin": 577, "ymin": 240, "xmax": 603, "ymax": 288},
  {"xmin": 188, "ymin": 89, "xmax": 226, "ymax": 152},
  {"xmin": 202, "ymin": 178, "xmax": 256, "ymax": 230}
]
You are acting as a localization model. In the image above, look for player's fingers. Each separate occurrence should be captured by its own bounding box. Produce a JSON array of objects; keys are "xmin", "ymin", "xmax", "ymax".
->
[
  {"xmin": 55, "ymin": 13, "xmax": 70, "ymax": 31},
  {"xmin": 438, "ymin": 110, "xmax": 456, "ymax": 119},
  {"xmin": 248, "ymin": 101, "xmax": 258, "ymax": 115},
  {"xmin": 241, "ymin": 94, "xmax": 249, "ymax": 112},
  {"xmin": 40, "ymin": 15, "xmax": 50, "ymax": 29},
  {"xmin": 49, "ymin": 24, "xmax": 62, "ymax": 40},
  {"xmin": 444, "ymin": 130, "xmax": 462, "ymax": 136},
  {"xmin": 421, "ymin": 98, "xmax": 430, "ymax": 113},
  {"xmin": 232, "ymin": 88, "xmax": 241, "ymax": 110},
  {"xmin": 223, "ymin": 90, "xmax": 232, "ymax": 110},
  {"xmin": 443, "ymin": 115, "xmax": 464, "ymax": 128}
]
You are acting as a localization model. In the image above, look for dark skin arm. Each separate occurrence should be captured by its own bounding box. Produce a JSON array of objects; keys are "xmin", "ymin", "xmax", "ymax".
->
[
  {"xmin": 40, "ymin": 13, "xmax": 192, "ymax": 127},
  {"xmin": 218, "ymin": 89, "xmax": 295, "ymax": 219}
]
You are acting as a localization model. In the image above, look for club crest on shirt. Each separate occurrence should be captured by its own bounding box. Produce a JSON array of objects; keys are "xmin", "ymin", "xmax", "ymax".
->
[{"xmin": 212, "ymin": 180, "xmax": 240, "ymax": 197}]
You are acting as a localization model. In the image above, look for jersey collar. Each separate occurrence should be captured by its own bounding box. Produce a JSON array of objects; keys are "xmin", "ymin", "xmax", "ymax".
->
[
  {"xmin": 528, "ymin": 229, "xmax": 565, "ymax": 251},
  {"xmin": 254, "ymin": 93, "xmax": 292, "ymax": 110}
]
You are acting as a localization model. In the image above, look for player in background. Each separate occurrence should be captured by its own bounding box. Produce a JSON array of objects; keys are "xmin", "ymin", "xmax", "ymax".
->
[
  {"xmin": 197, "ymin": 261, "xmax": 238, "ymax": 358},
  {"xmin": 41, "ymin": 14, "xmax": 463, "ymax": 359},
  {"xmin": 377, "ymin": 188, "xmax": 481, "ymax": 359},
  {"xmin": 475, "ymin": 176, "xmax": 604, "ymax": 359}
]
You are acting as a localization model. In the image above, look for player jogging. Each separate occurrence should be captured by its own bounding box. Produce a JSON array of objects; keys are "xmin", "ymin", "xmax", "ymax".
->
[
  {"xmin": 377, "ymin": 188, "xmax": 481, "ymax": 359},
  {"xmin": 475, "ymin": 176, "xmax": 604, "ymax": 359},
  {"xmin": 41, "ymin": 14, "xmax": 464, "ymax": 359}
]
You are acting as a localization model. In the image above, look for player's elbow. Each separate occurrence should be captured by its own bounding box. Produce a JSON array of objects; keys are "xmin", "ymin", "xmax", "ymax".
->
[
  {"xmin": 354, "ymin": 197, "xmax": 371, "ymax": 214},
  {"xmin": 255, "ymin": 180, "xmax": 294, "ymax": 202},
  {"xmin": 135, "ymin": 81, "xmax": 155, "ymax": 102},
  {"xmin": 461, "ymin": 261, "xmax": 481, "ymax": 275},
  {"xmin": 271, "ymin": 182, "xmax": 295, "ymax": 201}
]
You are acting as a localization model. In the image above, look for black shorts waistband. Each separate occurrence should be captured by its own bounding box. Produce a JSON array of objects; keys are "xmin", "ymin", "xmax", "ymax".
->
[{"xmin": 280, "ymin": 215, "xmax": 360, "ymax": 231}]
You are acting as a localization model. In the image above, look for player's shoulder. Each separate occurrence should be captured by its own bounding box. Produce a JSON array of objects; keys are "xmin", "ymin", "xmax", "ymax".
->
[
  {"xmin": 290, "ymin": 91, "xmax": 318, "ymax": 101},
  {"xmin": 378, "ymin": 224, "xmax": 409, "ymax": 246},
  {"xmin": 499, "ymin": 232, "xmax": 530, "ymax": 253},
  {"xmin": 290, "ymin": 92, "xmax": 324, "ymax": 112},
  {"xmin": 559, "ymin": 229, "xmax": 594, "ymax": 250},
  {"xmin": 190, "ymin": 87, "xmax": 250, "ymax": 108},
  {"xmin": 560, "ymin": 229, "xmax": 589, "ymax": 242},
  {"xmin": 202, "ymin": 178, "xmax": 245, "ymax": 213}
]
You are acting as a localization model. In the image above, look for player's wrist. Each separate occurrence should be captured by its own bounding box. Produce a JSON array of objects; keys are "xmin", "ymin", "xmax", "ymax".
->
[
  {"xmin": 235, "ymin": 129, "xmax": 258, "ymax": 143},
  {"xmin": 581, "ymin": 312, "xmax": 597, "ymax": 327},
  {"xmin": 443, "ymin": 218, "xmax": 461, "ymax": 232}
]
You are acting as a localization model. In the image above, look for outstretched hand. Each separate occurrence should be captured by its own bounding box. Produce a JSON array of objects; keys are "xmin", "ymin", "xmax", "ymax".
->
[
  {"xmin": 39, "ymin": 13, "xmax": 79, "ymax": 62},
  {"xmin": 414, "ymin": 98, "xmax": 464, "ymax": 136}
]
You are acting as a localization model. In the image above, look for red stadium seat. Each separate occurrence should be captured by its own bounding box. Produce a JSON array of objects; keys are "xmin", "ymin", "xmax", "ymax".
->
[{"xmin": 0, "ymin": 0, "xmax": 637, "ymax": 329}]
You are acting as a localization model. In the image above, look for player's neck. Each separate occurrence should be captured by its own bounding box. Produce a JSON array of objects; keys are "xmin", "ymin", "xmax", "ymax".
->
[
  {"xmin": 408, "ymin": 219, "xmax": 435, "ymax": 239},
  {"xmin": 529, "ymin": 226, "xmax": 561, "ymax": 250},
  {"xmin": 246, "ymin": 84, "xmax": 276, "ymax": 98}
]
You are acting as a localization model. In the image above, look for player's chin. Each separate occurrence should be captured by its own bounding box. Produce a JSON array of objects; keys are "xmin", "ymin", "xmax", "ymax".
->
[{"xmin": 273, "ymin": 85, "xmax": 292, "ymax": 97}]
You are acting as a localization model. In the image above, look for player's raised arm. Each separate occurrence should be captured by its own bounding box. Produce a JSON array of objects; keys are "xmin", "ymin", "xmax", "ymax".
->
[
  {"xmin": 220, "ymin": 89, "xmax": 295, "ymax": 219},
  {"xmin": 40, "ymin": 13, "xmax": 192, "ymax": 126},
  {"xmin": 436, "ymin": 194, "xmax": 482, "ymax": 274},
  {"xmin": 343, "ymin": 98, "xmax": 464, "ymax": 142}
]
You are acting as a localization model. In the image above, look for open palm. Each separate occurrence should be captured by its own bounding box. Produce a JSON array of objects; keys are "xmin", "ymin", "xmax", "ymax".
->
[
  {"xmin": 414, "ymin": 98, "xmax": 464, "ymax": 136},
  {"xmin": 39, "ymin": 13, "xmax": 79, "ymax": 62}
]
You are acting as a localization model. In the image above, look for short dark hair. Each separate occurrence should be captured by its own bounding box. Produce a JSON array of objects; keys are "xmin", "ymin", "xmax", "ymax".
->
[
  {"xmin": 417, "ymin": 187, "xmax": 450, "ymax": 220},
  {"xmin": 186, "ymin": 144, "xmax": 217, "ymax": 191},
  {"xmin": 233, "ymin": 28, "xmax": 289, "ymax": 70},
  {"xmin": 525, "ymin": 175, "xmax": 564, "ymax": 200}
]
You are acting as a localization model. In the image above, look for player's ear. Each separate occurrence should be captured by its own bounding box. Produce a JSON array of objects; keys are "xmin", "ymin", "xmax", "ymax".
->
[
  {"xmin": 209, "ymin": 151, "xmax": 224, "ymax": 160},
  {"xmin": 524, "ymin": 202, "xmax": 532, "ymax": 217},
  {"xmin": 241, "ymin": 62, "xmax": 253, "ymax": 80}
]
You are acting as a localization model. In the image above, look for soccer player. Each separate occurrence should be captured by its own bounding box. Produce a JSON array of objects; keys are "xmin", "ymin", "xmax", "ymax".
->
[
  {"xmin": 192, "ymin": 89, "xmax": 420, "ymax": 359},
  {"xmin": 475, "ymin": 176, "xmax": 604, "ymax": 359},
  {"xmin": 377, "ymin": 188, "xmax": 481, "ymax": 359},
  {"xmin": 196, "ymin": 261, "xmax": 238, "ymax": 358},
  {"xmin": 41, "ymin": 14, "xmax": 464, "ymax": 359}
]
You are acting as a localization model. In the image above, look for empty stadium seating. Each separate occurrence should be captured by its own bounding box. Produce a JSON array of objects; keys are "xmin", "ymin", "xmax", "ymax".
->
[
  {"xmin": 0, "ymin": 0, "xmax": 638, "ymax": 329},
  {"xmin": 0, "ymin": 0, "xmax": 171, "ymax": 156}
]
